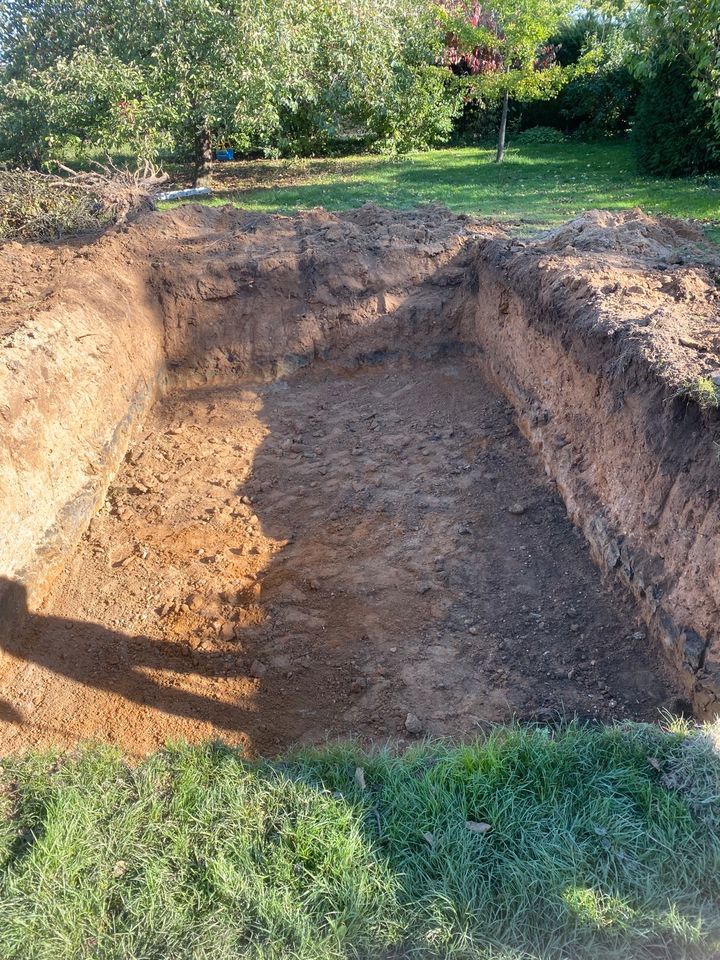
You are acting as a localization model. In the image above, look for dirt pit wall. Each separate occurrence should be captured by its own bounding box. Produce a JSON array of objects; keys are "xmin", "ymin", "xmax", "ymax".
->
[
  {"xmin": 0, "ymin": 205, "xmax": 485, "ymax": 625},
  {"xmin": 461, "ymin": 213, "xmax": 720, "ymax": 716},
  {"xmin": 1, "ymin": 203, "xmax": 719, "ymax": 717}
]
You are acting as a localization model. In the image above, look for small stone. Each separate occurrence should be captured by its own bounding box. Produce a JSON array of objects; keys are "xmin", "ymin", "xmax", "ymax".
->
[
  {"xmin": 187, "ymin": 592, "xmax": 203, "ymax": 611},
  {"xmin": 404, "ymin": 712, "xmax": 424, "ymax": 734},
  {"xmin": 416, "ymin": 583, "xmax": 432, "ymax": 595},
  {"xmin": 508, "ymin": 503, "xmax": 526, "ymax": 516},
  {"xmin": 250, "ymin": 660, "xmax": 267, "ymax": 678},
  {"xmin": 219, "ymin": 622, "xmax": 235, "ymax": 641}
]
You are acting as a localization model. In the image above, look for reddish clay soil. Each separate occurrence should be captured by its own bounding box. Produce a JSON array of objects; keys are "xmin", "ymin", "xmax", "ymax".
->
[{"xmin": 0, "ymin": 360, "xmax": 676, "ymax": 756}]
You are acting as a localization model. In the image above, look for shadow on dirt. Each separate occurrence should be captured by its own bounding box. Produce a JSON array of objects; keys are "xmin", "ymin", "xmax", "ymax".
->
[{"xmin": 0, "ymin": 577, "xmax": 260, "ymax": 743}]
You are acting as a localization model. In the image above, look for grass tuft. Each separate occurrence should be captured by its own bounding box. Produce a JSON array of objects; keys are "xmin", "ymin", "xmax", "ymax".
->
[
  {"xmin": 671, "ymin": 376, "xmax": 720, "ymax": 411},
  {"xmin": 0, "ymin": 722, "xmax": 719, "ymax": 958}
]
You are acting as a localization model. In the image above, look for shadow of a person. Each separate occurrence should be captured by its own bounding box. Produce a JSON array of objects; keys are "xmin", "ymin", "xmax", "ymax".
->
[{"xmin": 0, "ymin": 576, "xmax": 258, "ymax": 739}]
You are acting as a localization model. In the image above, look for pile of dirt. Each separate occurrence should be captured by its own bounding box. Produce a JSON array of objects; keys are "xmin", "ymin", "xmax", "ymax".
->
[{"xmin": 541, "ymin": 208, "xmax": 719, "ymax": 264}]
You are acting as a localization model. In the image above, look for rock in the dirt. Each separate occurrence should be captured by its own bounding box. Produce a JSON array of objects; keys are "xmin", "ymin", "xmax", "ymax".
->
[
  {"xmin": 249, "ymin": 659, "xmax": 267, "ymax": 679},
  {"xmin": 187, "ymin": 592, "xmax": 204, "ymax": 611},
  {"xmin": 416, "ymin": 582, "xmax": 432, "ymax": 595},
  {"xmin": 508, "ymin": 502, "xmax": 526, "ymax": 516},
  {"xmin": 404, "ymin": 712, "xmax": 424, "ymax": 734}
]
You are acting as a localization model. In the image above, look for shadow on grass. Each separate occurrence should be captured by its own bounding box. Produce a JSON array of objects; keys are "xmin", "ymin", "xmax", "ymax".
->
[
  {"xmin": 173, "ymin": 143, "xmax": 720, "ymax": 227},
  {"xmin": 0, "ymin": 726, "xmax": 718, "ymax": 959}
]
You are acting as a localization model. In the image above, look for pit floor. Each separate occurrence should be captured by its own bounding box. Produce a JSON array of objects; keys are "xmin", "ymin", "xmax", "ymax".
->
[{"xmin": 0, "ymin": 361, "xmax": 676, "ymax": 755}]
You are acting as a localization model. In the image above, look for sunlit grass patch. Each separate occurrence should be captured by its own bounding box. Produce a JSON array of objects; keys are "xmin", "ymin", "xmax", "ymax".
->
[
  {"xmin": 160, "ymin": 142, "xmax": 720, "ymax": 240},
  {"xmin": 0, "ymin": 721, "xmax": 719, "ymax": 959}
]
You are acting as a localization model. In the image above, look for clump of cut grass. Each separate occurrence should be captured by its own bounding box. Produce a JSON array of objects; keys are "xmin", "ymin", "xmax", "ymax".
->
[
  {"xmin": 0, "ymin": 721, "xmax": 719, "ymax": 959},
  {"xmin": 671, "ymin": 375, "xmax": 720, "ymax": 411}
]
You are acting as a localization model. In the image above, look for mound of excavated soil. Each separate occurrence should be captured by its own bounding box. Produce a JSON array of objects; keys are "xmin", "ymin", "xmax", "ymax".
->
[{"xmin": 1, "ymin": 203, "xmax": 719, "ymax": 755}]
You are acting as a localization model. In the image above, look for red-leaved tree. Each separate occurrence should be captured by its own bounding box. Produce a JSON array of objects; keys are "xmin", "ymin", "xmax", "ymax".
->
[{"xmin": 437, "ymin": 0, "xmax": 596, "ymax": 161}]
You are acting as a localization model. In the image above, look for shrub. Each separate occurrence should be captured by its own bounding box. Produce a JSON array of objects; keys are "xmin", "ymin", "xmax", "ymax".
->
[
  {"xmin": 514, "ymin": 125, "xmax": 566, "ymax": 144},
  {"xmin": 556, "ymin": 64, "xmax": 639, "ymax": 139},
  {"xmin": 633, "ymin": 59, "xmax": 720, "ymax": 177},
  {"xmin": 519, "ymin": 14, "xmax": 639, "ymax": 140}
]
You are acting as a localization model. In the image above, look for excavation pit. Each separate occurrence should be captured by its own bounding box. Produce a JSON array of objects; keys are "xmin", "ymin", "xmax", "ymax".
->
[
  {"xmin": 1, "ymin": 203, "xmax": 719, "ymax": 754},
  {"xmin": 0, "ymin": 361, "xmax": 676, "ymax": 755}
]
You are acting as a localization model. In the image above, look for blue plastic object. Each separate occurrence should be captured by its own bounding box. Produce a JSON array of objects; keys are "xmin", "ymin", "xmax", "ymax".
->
[{"xmin": 215, "ymin": 148, "xmax": 234, "ymax": 162}]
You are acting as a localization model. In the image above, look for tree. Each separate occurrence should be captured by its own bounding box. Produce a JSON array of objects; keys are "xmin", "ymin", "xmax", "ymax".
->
[
  {"xmin": 0, "ymin": 0, "xmax": 306, "ymax": 179},
  {"xmin": 633, "ymin": 0, "xmax": 720, "ymax": 140},
  {"xmin": 438, "ymin": 0, "xmax": 597, "ymax": 161},
  {"xmin": 0, "ymin": 0, "xmax": 457, "ymax": 177}
]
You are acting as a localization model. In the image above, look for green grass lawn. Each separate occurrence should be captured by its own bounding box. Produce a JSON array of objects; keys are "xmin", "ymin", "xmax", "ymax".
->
[
  {"xmin": 164, "ymin": 141, "xmax": 720, "ymax": 242},
  {"xmin": 1, "ymin": 721, "xmax": 719, "ymax": 959}
]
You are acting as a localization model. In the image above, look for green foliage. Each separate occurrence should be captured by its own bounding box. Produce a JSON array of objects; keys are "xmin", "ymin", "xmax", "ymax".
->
[
  {"xmin": 626, "ymin": 0, "xmax": 720, "ymax": 178},
  {"xmin": 372, "ymin": 66, "xmax": 462, "ymax": 153},
  {"xmin": 671, "ymin": 376, "xmax": 720, "ymax": 412},
  {"xmin": 513, "ymin": 125, "xmax": 565, "ymax": 144},
  {"xmin": 633, "ymin": 59, "xmax": 720, "ymax": 177},
  {"xmin": 0, "ymin": 722, "xmax": 719, "ymax": 958},
  {"xmin": 521, "ymin": 13, "xmax": 639, "ymax": 139},
  {"xmin": 638, "ymin": 0, "xmax": 720, "ymax": 140},
  {"xmin": 0, "ymin": 0, "xmax": 455, "ymax": 169}
]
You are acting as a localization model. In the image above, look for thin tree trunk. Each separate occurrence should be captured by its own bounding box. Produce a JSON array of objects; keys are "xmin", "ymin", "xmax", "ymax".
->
[
  {"xmin": 495, "ymin": 91, "xmax": 509, "ymax": 163},
  {"xmin": 193, "ymin": 128, "xmax": 213, "ymax": 186}
]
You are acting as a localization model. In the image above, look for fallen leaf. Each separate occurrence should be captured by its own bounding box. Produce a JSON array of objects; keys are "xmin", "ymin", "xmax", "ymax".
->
[
  {"xmin": 423, "ymin": 831, "xmax": 435, "ymax": 848},
  {"xmin": 465, "ymin": 820, "xmax": 491, "ymax": 834},
  {"xmin": 354, "ymin": 767, "xmax": 366, "ymax": 791},
  {"xmin": 647, "ymin": 757, "xmax": 661, "ymax": 771}
]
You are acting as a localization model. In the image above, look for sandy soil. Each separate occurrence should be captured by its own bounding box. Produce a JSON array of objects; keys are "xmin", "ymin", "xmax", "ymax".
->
[{"xmin": 0, "ymin": 360, "xmax": 676, "ymax": 756}]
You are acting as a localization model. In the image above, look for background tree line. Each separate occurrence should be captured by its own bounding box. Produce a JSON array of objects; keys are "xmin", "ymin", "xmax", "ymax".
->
[{"xmin": 0, "ymin": 0, "xmax": 718, "ymax": 179}]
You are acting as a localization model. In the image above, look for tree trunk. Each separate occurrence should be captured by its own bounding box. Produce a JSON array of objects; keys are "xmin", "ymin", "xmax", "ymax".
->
[
  {"xmin": 495, "ymin": 91, "xmax": 509, "ymax": 164},
  {"xmin": 193, "ymin": 128, "xmax": 213, "ymax": 186}
]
